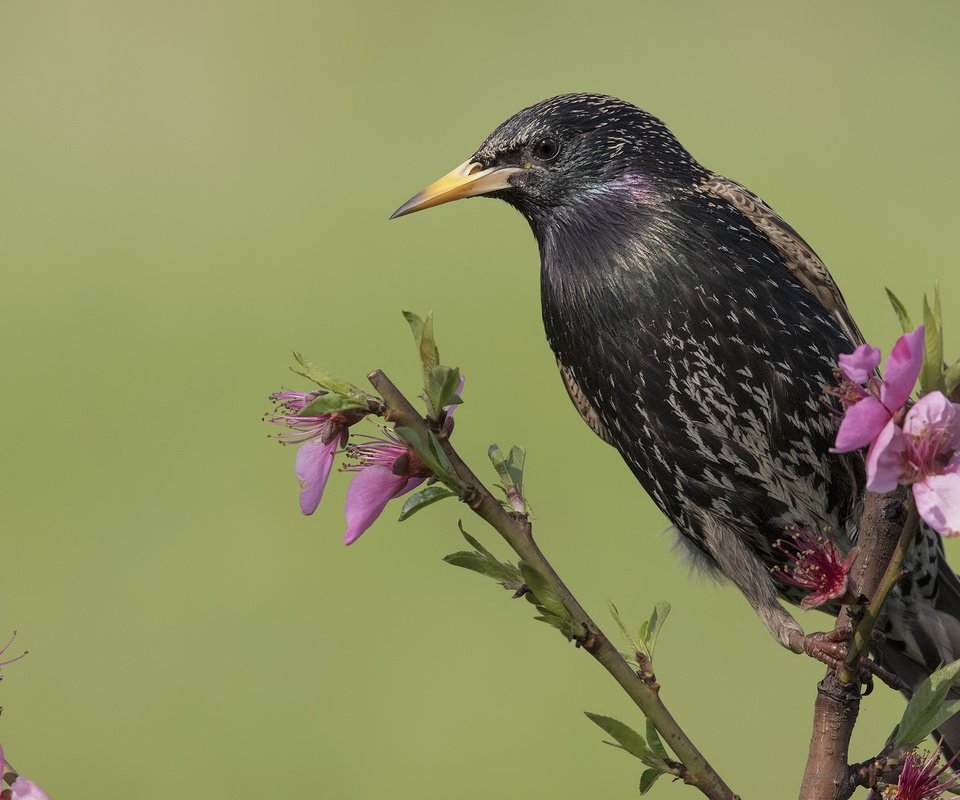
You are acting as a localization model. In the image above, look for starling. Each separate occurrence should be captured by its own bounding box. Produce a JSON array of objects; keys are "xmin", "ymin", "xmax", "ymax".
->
[{"xmin": 392, "ymin": 94, "xmax": 960, "ymax": 736}]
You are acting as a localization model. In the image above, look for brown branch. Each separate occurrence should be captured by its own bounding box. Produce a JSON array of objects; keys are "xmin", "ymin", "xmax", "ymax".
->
[
  {"xmin": 798, "ymin": 488, "xmax": 910, "ymax": 800},
  {"xmin": 369, "ymin": 369, "xmax": 739, "ymax": 800}
]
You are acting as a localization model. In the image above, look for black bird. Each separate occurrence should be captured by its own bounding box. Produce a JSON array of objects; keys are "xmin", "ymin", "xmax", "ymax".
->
[{"xmin": 391, "ymin": 94, "xmax": 960, "ymax": 738}]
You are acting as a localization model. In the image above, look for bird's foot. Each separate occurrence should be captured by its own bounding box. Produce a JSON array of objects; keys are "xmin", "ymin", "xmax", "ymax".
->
[{"xmin": 793, "ymin": 627, "xmax": 908, "ymax": 694}]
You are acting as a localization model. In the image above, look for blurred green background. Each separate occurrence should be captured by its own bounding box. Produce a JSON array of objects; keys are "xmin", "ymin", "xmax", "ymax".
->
[{"xmin": 1, "ymin": 2, "xmax": 959, "ymax": 797}]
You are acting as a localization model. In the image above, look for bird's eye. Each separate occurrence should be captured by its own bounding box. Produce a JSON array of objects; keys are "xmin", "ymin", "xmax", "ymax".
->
[{"xmin": 532, "ymin": 138, "xmax": 560, "ymax": 161}]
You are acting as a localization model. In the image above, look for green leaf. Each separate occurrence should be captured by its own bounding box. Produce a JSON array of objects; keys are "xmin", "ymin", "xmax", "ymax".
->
[
  {"xmin": 443, "ymin": 522, "xmax": 524, "ymax": 587},
  {"xmin": 639, "ymin": 768, "xmax": 663, "ymax": 795},
  {"xmin": 290, "ymin": 352, "xmax": 356, "ymax": 396},
  {"xmin": 638, "ymin": 602, "xmax": 671, "ymax": 659},
  {"xmin": 394, "ymin": 427, "xmax": 460, "ymax": 487},
  {"xmin": 533, "ymin": 613, "xmax": 583, "ymax": 639},
  {"xmin": 398, "ymin": 485, "xmax": 457, "ymax": 521},
  {"xmin": 519, "ymin": 562, "xmax": 566, "ymax": 619},
  {"xmin": 488, "ymin": 444, "xmax": 527, "ymax": 512},
  {"xmin": 299, "ymin": 393, "xmax": 368, "ymax": 416},
  {"xmin": 646, "ymin": 718, "xmax": 670, "ymax": 762},
  {"xmin": 584, "ymin": 713, "xmax": 669, "ymax": 770},
  {"xmin": 945, "ymin": 359, "xmax": 960, "ymax": 396},
  {"xmin": 608, "ymin": 600, "xmax": 640, "ymax": 652},
  {"xmin": 443, "ymin": 551, "xmax": 523, "ymax": 585},
  {"xmin": 402, "ymin": 310, "xmax": 440, "ymax": 377},
  {"xmin": 402, "ymin": 310, "xmax": 425, "ymax": 342},
  {"xmin": 893, "ymin": 657, "xmax": 960, "ymax": 747},
  {"xmin": 427, "ymin": 365, "xmax": 462, "ymax": 415},
  {"xmin": 921, "ymin": 295, "xmax": 945, "ymax": 394},
  {"xmin": 886, "ymin": 288, "xmax": 914, "ymax": 333}
]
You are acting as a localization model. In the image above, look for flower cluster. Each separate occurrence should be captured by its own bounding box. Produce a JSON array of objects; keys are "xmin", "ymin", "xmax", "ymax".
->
[
  {"xmin": 832, "ymin": 327, "xmax": 960, "ymax": 537},
  {"xmin": 268, "ymin": 379, "xmax": 463, "ymax": 544}
]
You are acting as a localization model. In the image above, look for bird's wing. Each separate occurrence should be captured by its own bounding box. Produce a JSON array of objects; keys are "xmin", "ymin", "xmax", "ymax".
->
[
  {"xmin": 699, "ymin": 174, "xmax": 865, "ymax": 347},
  {"xmin": 557, "ymin": 359, "xmax": 614, "ymax": 444}
]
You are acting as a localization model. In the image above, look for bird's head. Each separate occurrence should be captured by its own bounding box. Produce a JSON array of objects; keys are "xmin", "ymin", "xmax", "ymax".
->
[{"xmin": 391, "ymin": 93, "xmax": 706, "ymax": 226}]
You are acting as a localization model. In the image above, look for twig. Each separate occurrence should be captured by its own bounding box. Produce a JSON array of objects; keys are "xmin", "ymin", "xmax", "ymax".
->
[
  {"xmin": 369, "ymin": 369, "xmax": 739, "ymax": 800},
  {"xmin": 798, "ymin": 488, "xmax": 910, "ymax": 800}
]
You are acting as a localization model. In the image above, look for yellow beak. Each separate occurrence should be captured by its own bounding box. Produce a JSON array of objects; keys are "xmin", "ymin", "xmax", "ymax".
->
[{"xmin": 390, "ymin": 159, "xmax": 522, "ymax": 219}]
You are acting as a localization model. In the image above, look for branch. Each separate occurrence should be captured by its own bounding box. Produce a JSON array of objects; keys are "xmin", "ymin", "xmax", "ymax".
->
[
  {"xmin": 368, "ymin": 369, "xmax": 739, "ymax": 800},
  {"xmin": 799, "ymin": 488, "xmax": 912, "ymax": 800}
]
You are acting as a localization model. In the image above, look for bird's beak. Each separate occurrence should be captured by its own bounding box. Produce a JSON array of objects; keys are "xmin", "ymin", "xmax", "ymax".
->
[{"xmin": 390, "ymin": 159, "xmax": 523, "ymax": 219}]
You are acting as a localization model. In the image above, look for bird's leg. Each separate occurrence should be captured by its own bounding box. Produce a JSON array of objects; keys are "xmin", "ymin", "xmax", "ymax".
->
[
  {"xmin": 700, "ymin": 521, "xmax": 906, "ymax": 691},
  {"xmin": 786, "ymin": 627, "xmax": 907, "ymax": 692}
]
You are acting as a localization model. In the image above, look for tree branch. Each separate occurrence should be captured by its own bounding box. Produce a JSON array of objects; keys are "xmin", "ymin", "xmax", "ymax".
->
[
  {"xmin": 369, "ymin": 369, "xmax": 739, "ymax": 800},
  {"xmin": 798, "ymin": 488, "xmax": 911, "ymax": 800}
]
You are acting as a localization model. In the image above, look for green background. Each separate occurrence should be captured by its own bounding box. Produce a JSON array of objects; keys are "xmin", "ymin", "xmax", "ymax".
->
[{"xmin": 2, "ymin": 3, "xmax": 958, "ymax": 797}]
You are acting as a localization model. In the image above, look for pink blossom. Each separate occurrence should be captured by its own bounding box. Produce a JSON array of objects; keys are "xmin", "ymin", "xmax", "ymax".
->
[
  {"xmin": 832, "ymin": 327, "xmax": 925, "ymax": 453},
  {"xmin": 865, "ymin": 392, "xmax": 960, "ymax": 537},
  {"xmin": 772, "ymin": 528, "xmax": 857, "ymax": 610},
  {"xmin": 0, "ymin": 745, "xmax": 52, "ymax": 800},
  {"xmin": 342, "ymin": 432, "xmax": 431, "ymax": 545},
  {"xmin": 6, "ymin": 776, "xmax": 52, "ymax": 800},
  {"xmin": 340, "ymin": 377, "xmax": 464, "ymax": 545},
  {"xmin": 893, "ymin": 742, "xmax": 959, "ymax": 799},
  {"xmin": 267, "ymin": 389, "xmax": 365, "ymax": 515}
]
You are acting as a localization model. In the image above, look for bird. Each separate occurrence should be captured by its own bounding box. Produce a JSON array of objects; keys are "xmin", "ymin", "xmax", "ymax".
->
[{"xmin": 390, "ymin": 93, "xmax": 960, "ymax": 741}]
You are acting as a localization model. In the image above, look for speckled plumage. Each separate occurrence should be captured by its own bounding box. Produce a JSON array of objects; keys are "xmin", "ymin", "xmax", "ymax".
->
[{"xmin": 404, "ymin": 93, "xmax": 960, "ymax": 738}]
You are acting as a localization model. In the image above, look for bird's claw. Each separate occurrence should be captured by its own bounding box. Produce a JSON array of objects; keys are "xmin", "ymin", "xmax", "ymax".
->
[{"xmin": 799, "ymin": 627, "xmax": 908, "ymax": 693}]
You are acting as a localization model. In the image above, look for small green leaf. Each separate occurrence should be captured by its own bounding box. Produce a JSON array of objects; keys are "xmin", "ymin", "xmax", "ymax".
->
[
  {"xmin": 584, "ymin": 713, "xmax": 669, "ymax": 771},
  {"xmin": 299, "ymin": 393, "xmax": 368, "ymax": 416},
  {"xmin": 886, "ymin": 289, "xmax": 914, "ymax": 333},
  {"xmin": 443, "ymin": 522, "xmax": 524, "ymax": 587},
  {"xmin": 290, "ymin": 352, "xmax": 356, "ymax": 396},
  {"xmin": 488, "ymin": 444, "xmax": 527, "ymax": 512},
  {"xmin": 533, "ymin": 613, "xmax": 583, "ymax": 639},
  {"xmin": 945, "ymin": 359, "xmax": 960, "ymax": 396},
  {"xmin": 893, "ymin": 657, "xmax": 960, "ymax": 747},
  {"xmin": 638, "ymin": 602, "xmax": 671, "ymax": 659},
  {"xmin": 394, "ymin": 427, "xmax": 460, "ymax": 487},
  {"xmin": 646, "ymin": 718, "xmax": 670, "ymax": 762},
  {"xmin": 402, "ymin": 310, "xmax": 425, "ymax": 342},
  {"xmin": 921, "ymin": 295, "xmax": 945, "ymax": 394},
  {"xmin": 444, "ymin": 551, "xmax": 523, "ymax": 585},
  {"xmin": 639, "ymin": 768, "xmax": 663, "ymax": 795},
  {"xmin": 427, "ymin": 365, "xmax": 462, "ymax": 415},
  {"xmin": 608, "ymin": 600, "xmax": 640, "ymax": 652},
  {"xmin": 519, "ymin": 562, "xmax": 566, "ymax": 619},
  {"xmin": 398, "ymin": 485, "xmax": 457, "ymax": 521}
]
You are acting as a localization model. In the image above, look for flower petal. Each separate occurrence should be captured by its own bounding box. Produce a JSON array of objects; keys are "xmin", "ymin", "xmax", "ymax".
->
[
  {"xmin": 915, "ymin": 473, "xmax": 960, "ymax": 537},
  {"xmin": 295, "ymin": 438, "xmax": 338, "ymax": 515},
  {"xmin": 343, "ymin": 465, "xmax": 407, "ymax": 545},
  {"xmin": 879, "ymin": 326, "xmax": 924, "ymax": 412},
  {"xmin": 10, "ymin": 776, "xmax": 52, "ymax": 800},
  {"xmin": 838, "ymin": 344, "xmax": 881, "ymax": 384},
  {"xmin": 832, "ymin": 395, "xmax": 891, "ymax": 452},
  {"xmin": 903, "ymin": 391, "xmax": 960, "ymax": 441},
  {"xmin": 865, "ymin": 419, "xmax": 906, "ymax": 492}
]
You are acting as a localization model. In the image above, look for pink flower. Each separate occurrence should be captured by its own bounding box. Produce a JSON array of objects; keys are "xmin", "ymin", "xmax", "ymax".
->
[
  {"xmin": 341, "ymin": 376, "xmax": 464, "ymax": 545},
  {"xmin": 6, "ymin": 776, "xmax": 52, "ymax": 800},
  {"xmin": 341, "ymin": 431, "xmax": 432, "ymax": 545},
  {"xmin": 866, "ymin": 392, "xmax": 960, "ymax": 537},
  {"xmin": 832, "ymin": 327, "xmax": 925, "ymax": 453},
  {"xmin": 893, "ymin": 742, "xmax": 959, "ymax": 799},
  {"xmin": 0, "ymin": 745, "xmax": 52, "ymax": 800},
  {"xmin": 772, "ymin": 528, "xmax": 857, "ymax": 610},
  {"xmin": 267, "ymin": 390, "xmax": 365, "ymax": 515}
]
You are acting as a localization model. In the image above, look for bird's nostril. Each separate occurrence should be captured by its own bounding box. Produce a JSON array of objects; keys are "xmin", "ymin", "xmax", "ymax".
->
[{"xmin": 464, "ymin": 162, "xmax": 483, "ymax": 176}]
